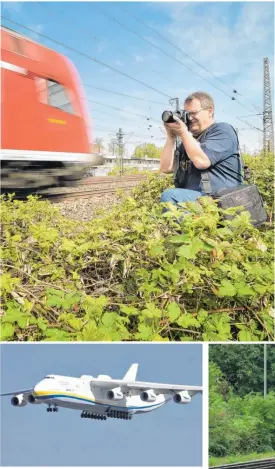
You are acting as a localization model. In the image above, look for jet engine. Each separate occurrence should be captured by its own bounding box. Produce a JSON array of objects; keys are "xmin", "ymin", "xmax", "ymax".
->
[
  {"xmin": 106, "ymin": 387, "xmax": 123, "ymax": 400},
  {"xmin": 173, "ymin": 391, "xmax": 191, "ymax": 404},
  {"xmin": 140, "ymin": 389, "xmax": 157, "ymax": 402},
  {"xmin": 27, "ymin": 394, "xmax": 41, "ymax": 404},
  {"xmin": 11, "ymin": 394, "xmax": 28, "ymax": 407}
]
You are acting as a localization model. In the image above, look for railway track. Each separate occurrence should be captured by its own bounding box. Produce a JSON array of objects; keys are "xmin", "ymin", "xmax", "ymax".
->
[
  {"xmin": 37, "ymin": 175, "xmax": 148, "ymax": 202},
  {"xmin": 39, "ymin": 187, "xmax": 133, "ymax": 202},
  {"xmin": 80, "ymin": 175, "xmax": 148, "ymax": 185},
  {"xmin": 212, "ymin": 458, "xmax": 275, "ymax": 469}
]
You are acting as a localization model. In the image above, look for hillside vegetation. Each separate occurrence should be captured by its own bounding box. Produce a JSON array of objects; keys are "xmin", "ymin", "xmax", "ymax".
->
[
  {"xmin": 1, "ymin": 153, "xmax": 274, "ymax": 341},
  {"xmin": 209, "ymin": 345, "xmax": 275, "ymax": 465}
]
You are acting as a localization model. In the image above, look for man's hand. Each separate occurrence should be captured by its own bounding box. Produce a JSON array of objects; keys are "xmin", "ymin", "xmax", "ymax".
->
[{"xmin": 164, "ymin": 114, "xmax": 189, "ymax": 139}]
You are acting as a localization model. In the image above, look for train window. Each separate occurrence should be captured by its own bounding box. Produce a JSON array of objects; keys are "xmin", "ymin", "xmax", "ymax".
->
[
  {"xmin": 35, "ymin": 78, "xmax": 74, "ymax": 114},
  {"xmin": 48, "ymin": 80, "xmax": 73, "ymax": 114}
]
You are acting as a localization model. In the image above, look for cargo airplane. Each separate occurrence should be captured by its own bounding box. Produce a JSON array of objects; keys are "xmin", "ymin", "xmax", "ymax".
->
[{"xmin": 0, "ymin": 364, "xmax": 202, "ymax": 421}]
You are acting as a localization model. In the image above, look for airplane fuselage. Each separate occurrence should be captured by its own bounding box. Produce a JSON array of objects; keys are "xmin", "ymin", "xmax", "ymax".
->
[{"xmin": 33, "ymin": 375, "xmax": 171, "ymax": 415}]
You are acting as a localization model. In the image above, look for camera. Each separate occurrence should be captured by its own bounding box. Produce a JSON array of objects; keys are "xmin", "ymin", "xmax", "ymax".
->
[{"xmin": 162, "ymin": 110, "xmax": 191, "ymax": 128}]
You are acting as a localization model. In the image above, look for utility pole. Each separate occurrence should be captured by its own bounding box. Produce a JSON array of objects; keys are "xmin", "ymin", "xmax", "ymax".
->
[
  {"xmin": 116, "ymin": 128, "xmax": 124, "ymax": 176},
  {"xmin": 264, "ymin": 344, "xmax": 267, "ymax": 398},
  {"xmin": 263, "ymin": 58, "xmax": 274, "ymax": 156}
]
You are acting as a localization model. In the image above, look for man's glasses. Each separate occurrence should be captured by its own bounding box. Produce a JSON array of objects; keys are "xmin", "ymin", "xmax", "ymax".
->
[{"xmin": 188, "ymin": 107, "xmax": 210, "ymax": 118}]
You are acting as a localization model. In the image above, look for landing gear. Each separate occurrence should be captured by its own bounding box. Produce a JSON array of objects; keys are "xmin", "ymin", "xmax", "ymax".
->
[
  {"xmin": 107, "ymin": 410, "xmax": 132, "ymax": 420},
  {"xmin": 81, "ymin": 411, "xmax": 107, "ymax": 420},
  {"xmin": 47, "ymin": 405, "xmax": 58, "ymax": 412}
]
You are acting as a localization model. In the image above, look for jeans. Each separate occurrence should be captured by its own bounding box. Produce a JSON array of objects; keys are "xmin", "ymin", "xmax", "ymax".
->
[{"xmin": 160, "ymin": 188, "xmax": 203, "ymax": 206}]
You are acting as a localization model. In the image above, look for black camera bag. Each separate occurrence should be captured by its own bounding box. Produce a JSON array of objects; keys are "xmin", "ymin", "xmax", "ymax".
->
[{"xmin": 209, "ymin": 184, "xmax": 268, "ymax": 226}]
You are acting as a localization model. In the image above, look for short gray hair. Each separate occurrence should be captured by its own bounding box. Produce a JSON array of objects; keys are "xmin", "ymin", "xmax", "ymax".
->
[{"xmin": 184, "ymin": 92, "xmax": 215, "ymax": 117}]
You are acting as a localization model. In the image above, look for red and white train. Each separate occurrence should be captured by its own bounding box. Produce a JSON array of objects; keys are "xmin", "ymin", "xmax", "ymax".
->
[{"xmin": 1, "ymin": 26, "xmax": 98, "ymax": 190}]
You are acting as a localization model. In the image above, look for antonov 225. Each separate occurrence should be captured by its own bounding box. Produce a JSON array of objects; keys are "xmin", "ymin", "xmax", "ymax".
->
[{"xmin": 0, "ymin": 363, "xmax": 202, "ymax": 421}]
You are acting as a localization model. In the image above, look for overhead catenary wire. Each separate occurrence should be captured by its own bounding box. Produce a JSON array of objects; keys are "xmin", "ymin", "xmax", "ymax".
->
[
  {"xmin": 120, "ymin": 5, "xmax": 263, "ymax": 113},
  {"xmin": 236, "ymin": 117, "xmax": 263, "ymax": 132},
  {"xmin": 1, "ymin": 16, "xmax": 172, "ymax": 100},
  {"xmin": 83, "ymin": 84, "xmax": 167, "ymax": 106},
  {"xmin": 85, "ymin": 99, "xmax": 159, "ymax": 121},
  {"xmin": 92, "ymin": 4, "xmax": 256, "ymax": 114},
  {"xmin": 31, "ymin": 1, "xmax": 186, "ymax": 107}
]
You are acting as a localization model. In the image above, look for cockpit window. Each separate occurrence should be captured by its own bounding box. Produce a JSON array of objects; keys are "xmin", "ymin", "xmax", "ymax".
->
[{"xmin": 44, "ymin": 375, "xmax": 55, "ymax": 379}]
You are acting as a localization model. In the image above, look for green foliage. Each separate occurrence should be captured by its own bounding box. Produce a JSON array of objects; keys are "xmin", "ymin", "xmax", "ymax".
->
[
  {"xmin": 209, "ymin": 347, "xmax": 275, "ymax": 459},
  {"xmin": 0, "ymin": 153, "xmax": 274, "ymax": 341},
  {"xmin": 209, "ymin": 344, "xmax": 275, "ymax": 396},
  {"xmin": 133, "ymin": 143, "xmax": 162, "ymax": 159}
]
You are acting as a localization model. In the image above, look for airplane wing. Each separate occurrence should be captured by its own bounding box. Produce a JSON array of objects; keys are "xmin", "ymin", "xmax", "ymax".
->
[
  {"xmin": 89, "ymin": 379, "xmax": 202, "ymax": 396},
  {"xmin": 126, "ymin": 381, "xmax": 202, "ymax": 397},
  {"xmin": 0, "ymin": 389, "xmax": 33, "ymax": 397}
]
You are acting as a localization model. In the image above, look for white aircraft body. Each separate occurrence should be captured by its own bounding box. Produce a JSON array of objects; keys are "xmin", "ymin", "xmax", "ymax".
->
[{"xmin": 1, "ymin": 364, "xmax": 202, "ymax": 421}]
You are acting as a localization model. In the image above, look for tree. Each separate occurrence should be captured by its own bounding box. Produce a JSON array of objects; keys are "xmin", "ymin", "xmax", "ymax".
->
[
  {"xmin": 108, "ymin": 138, "xmax": 118, "ymax": 156},
  {"xmin": 133, "ymin": 143, "xmax": 162, "ymax": 159},
  {"xmin": 209, "ymin": 344, "xmax": 275, "ymax": 396},
  {"xmin": 95, "ymin": 138, "xmax": 104, "ymax": 153}
]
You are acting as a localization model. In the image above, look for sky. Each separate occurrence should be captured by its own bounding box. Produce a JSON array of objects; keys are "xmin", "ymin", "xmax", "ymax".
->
[
  {"xmin": 0, "ymin": 343, "xmax": 202, "ymax": 467},
  {"xmin": 1, "ymin": 1, "xmax": 274, "ymax": 155}
]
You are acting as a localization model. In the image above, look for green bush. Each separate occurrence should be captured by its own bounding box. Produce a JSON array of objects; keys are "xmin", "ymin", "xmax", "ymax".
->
[
  {"xmin": 0, "ymin": 154, "xmax": 274, "ymax": 341},
  {"xmin": 209, "ymin": 361, "xmax": 275, "ymax": 458}
]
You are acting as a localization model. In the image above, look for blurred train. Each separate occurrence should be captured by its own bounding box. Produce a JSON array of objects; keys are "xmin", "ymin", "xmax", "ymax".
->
[{"xmin": 1, "ymin": 26, "xmax": 99, "ymax": 191}]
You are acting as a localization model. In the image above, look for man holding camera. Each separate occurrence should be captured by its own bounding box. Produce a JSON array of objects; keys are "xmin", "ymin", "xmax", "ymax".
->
[{"xmin": 160, "ymin": 91, "xmax": 243, "ymax": 206}]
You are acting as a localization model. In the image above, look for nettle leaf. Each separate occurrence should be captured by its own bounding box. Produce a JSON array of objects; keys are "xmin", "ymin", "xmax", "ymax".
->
[
  {"xmin": 1, "ymin": 274, "xmax": 21, "ymax": 293},
  {"xmin": 178, "ymin": 239, "xmax": 204, "ymax": 259},
  {"xmin": 141, "ymin": 303, "xmax": 162, "ymax": 319},
  {"xmin": 78, "ymin": 322, "xmax": 110, "ymax": 341},
  {"xmin": 46, "ymin": 295, "xmax": 64, "ymax": 308},
  {"xmin": 237, "ymin": 328, "xmax": 254, "ymax": 341},
  {"xmin": 101, "ymin": 312, "xmax": 119, "ymax": 328},
  {"xmin": 44, "ymin": 329, "xmax": 72, "ymax": 341},
  {"xmin": 119, "ymin": 305, "xmax": 139, "ymax": 316},
  {"xmin": 135, "ymin": 324, "xmax": 153, "ymax": 341},
  {"xmin": 60, "ymin": 239, "xmax": 76, "ymax": 252},
  {"xmin": 1, "ymin": 323, "xmax": 15, "ymax": 340},
  {"xmin": 45, "ymin": 289, "xmax": 64, "ymax": 298},
  {"xmin": 216, "ymin": 280, "xmax": 237, "ymax": 297},
  {"xmin": 197, "ymin": 309, "xmax": 209, "ymax": 323},
  {"xmin": 177, "ymin": 314, "xmax": 200, "ymax": 328},
  {"xmin": 169, "ymin": 234, "xmax": 191, "ymax": 244},
  {"xmin": 235, "ymin": 281, "xmax": 255, "ymax": 297},
  {"xmin": 83, "ymin": 295, "xmax": 109, "ymax": 318},
  {"xmin": 167, "ymin": 302, "xmax": 181, "ymax": 322},
  {"xmin": 63, "ymin": 292, "xmax": 82, "ymax": 310}
]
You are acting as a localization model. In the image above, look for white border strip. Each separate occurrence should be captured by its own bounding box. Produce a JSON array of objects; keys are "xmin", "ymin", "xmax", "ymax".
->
[
  {"xmin": 1, "ymin": 149, "xmax": 93, "ymax": 163},
  {"xmin": 0, "ymin": 60, "xmax": 27, "ymax": 75}
]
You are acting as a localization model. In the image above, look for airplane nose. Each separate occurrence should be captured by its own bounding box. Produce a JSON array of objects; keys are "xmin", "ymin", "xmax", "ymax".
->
[{"xmin": 33, "ymin": 382, "xmax": 45, "ymax": 395}]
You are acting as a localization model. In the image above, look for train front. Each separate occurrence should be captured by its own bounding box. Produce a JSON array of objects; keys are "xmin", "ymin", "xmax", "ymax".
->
[{"xmin": 1, "ymin": 26, "xmax": 100, "ymax": 191}]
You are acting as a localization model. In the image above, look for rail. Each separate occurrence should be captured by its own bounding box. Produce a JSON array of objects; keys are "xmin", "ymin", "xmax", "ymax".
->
[{"xmin": 211, "ymin": 458, "xmax": 275, "ymax": 469}]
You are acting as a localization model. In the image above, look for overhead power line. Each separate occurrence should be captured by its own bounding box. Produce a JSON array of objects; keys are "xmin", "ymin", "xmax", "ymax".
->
[
  {"xmin": 1, "ymin": 16, "xmax": 172, "ymax": 100},
  {"xmin": 120, "ymin": 6, "xmax": 263, "ymax": 114},
  {"xmin": 236, "ymin": 117, "xmax": 263, "ymax": 133},
  {"xmin": 83, "ymin": 84, "xmax": 167, "ymax": 106},
  {"xmin": 93, "ymin": 5, "xmax": 256, "ymax": 113},
  {"xmin": 87, "ymin": 99, "xmax": 153, "ymax": 120}
]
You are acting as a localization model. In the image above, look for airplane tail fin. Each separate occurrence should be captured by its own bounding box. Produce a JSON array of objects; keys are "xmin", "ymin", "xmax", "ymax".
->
[{"xmin": 123, "ymin": 363, "xmax": 139, "ymax": 382}]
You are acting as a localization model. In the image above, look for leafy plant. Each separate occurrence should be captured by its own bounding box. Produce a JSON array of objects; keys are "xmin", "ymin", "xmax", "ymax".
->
[{"xmin": 1, "ymin": 154, "xmax": 274, "ymax": 341}]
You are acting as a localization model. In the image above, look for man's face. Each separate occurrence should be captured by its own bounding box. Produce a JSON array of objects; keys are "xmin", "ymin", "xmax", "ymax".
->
[{"xmin": 184, "ymin": 98, "xmax": 214, "ymax": 136}]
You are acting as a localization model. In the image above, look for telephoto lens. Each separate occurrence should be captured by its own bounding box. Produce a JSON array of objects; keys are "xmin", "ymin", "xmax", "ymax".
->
[{"xmin": 162, "ymin": 110, "xmax": 182, "ymax": 123}]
